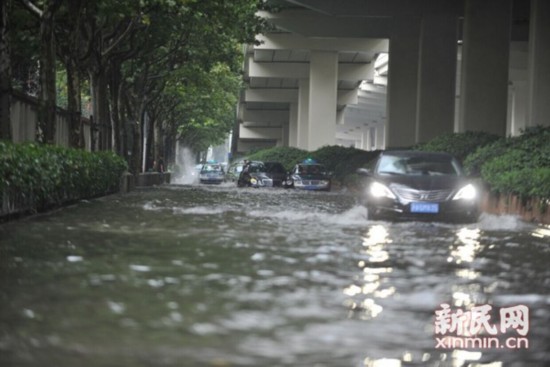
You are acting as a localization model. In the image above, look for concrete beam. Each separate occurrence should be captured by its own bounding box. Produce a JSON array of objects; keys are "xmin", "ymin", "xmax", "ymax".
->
[
  {"xmin": 241, "ymin": 109, "xmax": 289, "ymax": 125},
  {"xmin": 249, "ymin": 56, "xmax": 373, "ymax": 82},
  {"xmin": 340, "ymin": 63, "xmax": 374, "ymax": 81},
  {"xmin": 338, "ymin": 89, "xmax": 359, "ymax": 106},
  {"xmin": 239, "ymin": 125, "xmax": 283, "ymax": 140},
  {"xmin": 245, "ymin": 89, "xmax": 298, "ymax": 103},
  {"xmin": 259, "ymin": 9, "xmax": 391, "ymax": 38},
  {"xmin": 256, "ymin": 33, "xmax": 388, "ymax": 54},
  {"xmin": 286, "ymin": 0, "xmax": 463, "ymax": 17},
  {"xmin": 249, "ymin": 55, "xmax": 309, "ymax": 78},
  {"xmin": 245, "ymin": 88, "xmax": 358, "ymax": 106}
]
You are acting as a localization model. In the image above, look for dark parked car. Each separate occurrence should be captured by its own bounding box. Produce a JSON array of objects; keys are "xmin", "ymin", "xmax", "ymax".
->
[
  {"xmin": 357, "ymin": 151, "xmax": 480, "ymax": 222},
  {"xmin": 237, "ymin": 161, "xmax": 273, "ymax": 188},
  {"xmin": 264, "ymin": 161, "xmax": 287, "ymax": 187},
  {"xmin": 199, "ymin": 163, "xmax": 225, "ymax": 184},
  {"xmin": 285, "ymin": 159, "xmax": 331, "ymax": 191}
]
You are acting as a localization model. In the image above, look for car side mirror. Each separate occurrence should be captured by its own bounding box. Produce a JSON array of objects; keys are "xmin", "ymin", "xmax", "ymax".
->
[{"xmin": 356, "ymin": 168, "xmax": 371, "ymax": 176}]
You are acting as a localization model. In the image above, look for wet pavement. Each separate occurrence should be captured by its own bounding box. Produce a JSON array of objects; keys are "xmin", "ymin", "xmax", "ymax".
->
[{"xmin": 1, "ymin": 184, "xmax": 549, "ymax": 366}]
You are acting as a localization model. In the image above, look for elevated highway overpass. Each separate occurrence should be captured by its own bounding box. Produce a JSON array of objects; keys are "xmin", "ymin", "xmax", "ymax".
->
[{"xmin": 235, "ymin": 0, "xmax": 549, "ymax": 153}]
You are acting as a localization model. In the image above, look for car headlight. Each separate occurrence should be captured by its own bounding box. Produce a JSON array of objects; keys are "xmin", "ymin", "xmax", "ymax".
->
[
  {"xmin": 369, "ymin": 182, "xmax": 396, "ymax": 199},
  {"xmin": 250, "ymin": 178, "xmax": 258, "ymax": 185},
  {"xmin": 453, "ymin": 184, "xmax": 477, "ymax": 200}
]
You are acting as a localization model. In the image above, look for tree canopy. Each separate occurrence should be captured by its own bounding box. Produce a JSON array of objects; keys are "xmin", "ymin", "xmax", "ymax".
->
[{"xmin": 3, "ymin": 0, "xmax": 268, "ymax": 171}]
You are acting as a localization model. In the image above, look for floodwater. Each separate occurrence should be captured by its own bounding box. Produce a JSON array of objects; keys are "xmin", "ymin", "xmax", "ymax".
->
[{"xmin": 1, "ymin": 184, "xmax": 549, "ymax": 367}]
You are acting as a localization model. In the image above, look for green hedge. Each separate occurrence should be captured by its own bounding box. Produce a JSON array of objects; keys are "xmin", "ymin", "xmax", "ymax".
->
[
  {"xmin": 414, "ymin": 131, "xmax": 500, "ymax": 163},
  {"xmin": 243, "ymin": 146, "xmax": 308, "ymax": 171},
  {"xmin": 464, "ymin": 125, "xmax": 550, "ymax": 176},
  {"xmin": 473, "ymin": 127, "xmax": 550, "ymax": 199},
  {"xmin": 415, "ymin": 126, "xmax": 550, "ymax": 201},
  {"xmin": 242, "ymin": 127, "xmax": 550, "ymax": 201},
  {"xmin": 309, "ymin": 145, "xmax": 380, "ymax": 181},
  {"xmin": 1, "ymin": 141, "xmax": 127, "ymax": 215}
]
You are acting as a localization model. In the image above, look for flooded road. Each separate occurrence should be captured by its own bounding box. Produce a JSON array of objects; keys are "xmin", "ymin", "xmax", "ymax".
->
[{"xmin": 1, "ymin": 184, "xmax": 549, "ymax": 367}]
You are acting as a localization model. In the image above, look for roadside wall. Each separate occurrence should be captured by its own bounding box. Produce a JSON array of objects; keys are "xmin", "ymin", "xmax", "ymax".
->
[
  {"xmin": 10, "ymin": 91, "xmax": 92, "ymax": 149},
  {"xmin": 482, "ymin": 193, "xmax": 550, "ymax": 225}
]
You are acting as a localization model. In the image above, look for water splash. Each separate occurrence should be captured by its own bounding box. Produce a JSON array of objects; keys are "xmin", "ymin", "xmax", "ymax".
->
[
  {"xmin": 477, "ymin": 213, "xmax": 533, "ymax": 231},
  {"xmin": 172, "ymin": 145, "xmax": 199, "ymax": 185},
  {"xmin": 248, "ymin": 205, "xmax": 368, "ymax": 227}
]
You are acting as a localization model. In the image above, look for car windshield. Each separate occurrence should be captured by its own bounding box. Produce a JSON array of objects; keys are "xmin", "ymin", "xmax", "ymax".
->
[
  {"xmin": 297, "ymin": 164, "xmax": 326, "ymax": 175},
  {"xmin": 201, "ymin": 164, "xmax": 222, "ymax": 172},
  {"xmin": 377, "ymin": 154, "xmax": 462, "ymax": 176},
  {"xmin": 248, "ymin": 163, "xmax": 266, "ymax": 173}
]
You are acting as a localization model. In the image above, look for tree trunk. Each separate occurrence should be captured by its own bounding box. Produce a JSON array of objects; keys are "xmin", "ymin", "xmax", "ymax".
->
[
  {"xmin": 89, "ymin": 72, "xmax": 99, "ymax": 151},
  {"xmin": 123, "ymin": 92, "xmax": 141, "ymax": 174},
  {"xmin": 90, "ymin": 69, "xmax": 111, "ymax": 151},
  {"xmin": 154, "ymin": 119, "xmax": 165, "ymax": 169},
  {"xmin": 0, "ymin": 0, "xmax": 12, "ymax": 140},
  {"xmin": 146, "ymin": 115, "xmax": 155, "ymax": 171},
  {"xmin": 89, "ymin": 115, "xmax": 96, "ymax": 151},
  {"xmin": 65, "ymin": 0, "xmax": 84, "ymax": 149},
  {"xmin": 119, "ymin": 85, "xmax": 129, "ymax": 163},
  {"xmin": 37, "ymin": 0, "xmax": 61, "ymax": 144},
  {"xmin": 67, "ymin": 58, "xmax": 83, "ymax": 148},
  {"xmin": 130, "ymin": 119, "xmax": 141, "ymax": 174},
  {"xmin": 109, "ymin": 62, "xmax": 123, "ymax": 156}
]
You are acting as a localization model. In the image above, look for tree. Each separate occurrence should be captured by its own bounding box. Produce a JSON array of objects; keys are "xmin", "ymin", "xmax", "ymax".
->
[
  {"xmin": 0, "ymin": 0, "xmax": 12, "ymax": 140},
  {"xmin": 9, "ymin": 0, "xmax": 268, "ymax": 173},
  {"xmin": 20, "ymin": 0, "xmax": 63, "ymax": 144},
  {"xmin": 174, "ymin": 63, "xmax": 242, "ymax": 152},
  {"xmin": 55, "ymin": 0, "xmax": 88, "ymax": 148}
]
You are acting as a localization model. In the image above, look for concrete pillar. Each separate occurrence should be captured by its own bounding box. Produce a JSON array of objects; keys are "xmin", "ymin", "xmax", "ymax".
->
[
  {"xmin": 361, "ymin": 130, "xmax": 369, "ymax": 150},
  {"xmin": 375, "ymin": 126, "xmax": 384, "ymax": 150},
  {"xmin": 510, "ymin": 81, "xmax": 528, "ymax": 135},
  {"xmin": 308, "ymin": 51, "xmax": 338, "ymax": 150},
  {"xmin": 386, "ymin": 17, "xmax": 421, "ymax": 148},
  {"xmin": 527, "ymin": 0, "xmax": 550, "ymax": 128},
  {"xmin": 416, "ymin": 13, "xmax": 458, "ymax": 143},
  {"xmin": 458, "ymin": 0, "xmax": 512, "ymax": 136},
  {"xmin": 282, "ymin": 121, "xmax": 290, "ymax": 147},
  {"xmin": 297, "ymin": 79, "xmax": 309, "ymax": 148},
  {"xmin": 289, "ymin": 103, "xmax": 298, "ymax": 147}
]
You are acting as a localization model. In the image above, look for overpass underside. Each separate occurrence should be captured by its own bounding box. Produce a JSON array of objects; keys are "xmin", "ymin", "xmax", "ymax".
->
[{"xmin": 236, "ymin": 0, "xmax": 550, "ymax": 153}]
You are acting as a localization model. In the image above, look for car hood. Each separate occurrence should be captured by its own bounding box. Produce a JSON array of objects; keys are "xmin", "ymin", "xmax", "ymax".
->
[{"xmin": 375, "ymin": 174, "xmax": 470, "ymax": 191}]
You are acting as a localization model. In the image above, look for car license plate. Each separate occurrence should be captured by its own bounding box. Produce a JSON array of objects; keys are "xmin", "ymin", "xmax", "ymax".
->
[{"xmin": 411, "ymin": 202, "xmax": 439, "ymax": 213}]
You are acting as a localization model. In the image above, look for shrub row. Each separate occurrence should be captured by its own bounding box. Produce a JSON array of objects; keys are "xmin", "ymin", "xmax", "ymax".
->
[
  {"xmin": 414, "ymin": 131, "xmax": 501, "ymax": 163},
  {"xmin": 416, "ymin": 126, "xmax": 550, "ymax": 200},
  {"xmin": 1, "ymin": 141, "xmax": 127, "ymax": 216},
  {"xmin": 244, "ymin": 126, "xmax": 549, "ymax": 202}
]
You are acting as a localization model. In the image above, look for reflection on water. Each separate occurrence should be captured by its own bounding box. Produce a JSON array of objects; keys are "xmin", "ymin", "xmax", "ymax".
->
[{"xmin": 0, "ymin": 185, "xmax": 549, "ymax": 366}]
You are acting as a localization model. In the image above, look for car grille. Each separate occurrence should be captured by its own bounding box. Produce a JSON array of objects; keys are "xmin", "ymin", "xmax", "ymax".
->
[
  {"xmin": 262, "ymin": 179, "xmax": 273, "ymax": 187},
  {"xmin": 302, "ymin": 180, "xmax": 320, "ymax": 185},
  {"xmin": 391, "ymin": 185, "xmax": 453, "ymax": 202}
]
